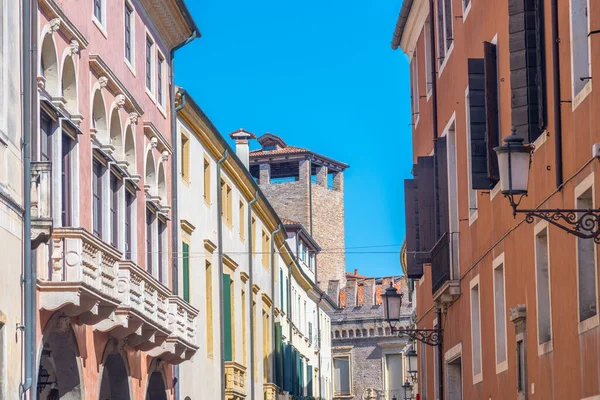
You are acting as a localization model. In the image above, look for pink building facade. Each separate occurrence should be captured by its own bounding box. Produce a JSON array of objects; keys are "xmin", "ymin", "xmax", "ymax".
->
[{"xmin": 31, "ymin": 0, "xmax": 198, "ymax": 398}]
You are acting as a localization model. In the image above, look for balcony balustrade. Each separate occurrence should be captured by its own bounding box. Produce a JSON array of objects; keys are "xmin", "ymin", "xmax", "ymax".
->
[
  {"xmin": 263, "ymin": 383, "xmax": 279, "ymax": 400},
  {"xmin": 431, "ymin": 232, "xmax": 460, "ymax": 304},
  {"xmin": 38, "ymin": 228, "xmax": 198, "ymax": 362},
  {"xmin": 38, "ymin": 227, "xmax": 121, "ymax": 324},
  {"xmin": 225, "ymin": 362, "xmax": 247, "ymax": 400}
]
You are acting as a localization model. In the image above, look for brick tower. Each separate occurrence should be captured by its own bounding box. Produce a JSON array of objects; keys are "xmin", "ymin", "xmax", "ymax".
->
[{"xmin": 249, "ymin": 133, "xmax": 349, "ymax": 296}]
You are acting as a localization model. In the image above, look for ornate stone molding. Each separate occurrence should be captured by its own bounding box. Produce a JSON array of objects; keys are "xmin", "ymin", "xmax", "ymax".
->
[
  {"xmin": 49, "ymin": 18, "xmax": 61, "ymax": 34},
  {"xmin": 68, "ymin": 40, "xmax": 79, "ymax": 56},
  {"xmin": 116, "ymin": 94, "xmax": 126, "ymax": 109},
  {"xmin": 98, "ymin": 76, "xmax": 109, "ymax": 89},
  {"xmin": 129, "ymin": 112, "xmax": 139, "ymax": 125}
]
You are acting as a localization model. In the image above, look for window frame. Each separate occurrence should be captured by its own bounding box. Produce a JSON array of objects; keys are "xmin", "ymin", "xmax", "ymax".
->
[
  {"xmin": 534, "ymin": 220, "xmax": 553, "ymax": 355},
  {"xmin": 124, "ymin": 1, "xmax": 135, "ymax": 72},
  {"xmin": 333, "ymin": 353, "xmax": 352, "ymax": 396},
  {"xmin": 146, "ymin": 207, "xmax": 155, "ymax": 275},
  {"xmin": 436, "ymin": 0, "xmax": 455, "ymax": 75},
  {"xmin": 145, "ymin": 33, "xmax": 155, "ymax": 96},
  {"xmin": 62, "ymin": 133, "xmax": 75, "ymax": 227},
  {"xmin": 411, "ymin": 52, "xmax": 420, "ymax": 127},
  {"xmin": 493, "ymin": 253, "xmax": 508, "ymax": 373},
  {"xmin": 181, "ymin": 130, "xmax": 190, "ymax": 183},
  {"xmin": 569, "ymin": 0, "xmax": 592, "ymax": 109},
  {"xmin": 469, "ymin": 275, "xmax": 482, "ymax": 384},
  {"xmin": 464, "ymin": 87, "xmax": 478, "ymax": 224},
  {"xmin": 575, "ymin": 172, "xmax": 599, "ymax": 333},
  {"xmin": 92, "ymin": 0, "xmax": 107, "ymax": 36},
  {"xmin": 109, "ymin": 171, "xmax": 120, "ymax": 248},
  {"xmin": 157, "ymin": 51, "xmax": 166, "ymax": 108},
  {"xmin": 124, "ymin": 188, "xmax": 135, "ymax": 260},
  {"xmin": 92, "ymin": 158, "xmax": 104, "ymax": 238}
]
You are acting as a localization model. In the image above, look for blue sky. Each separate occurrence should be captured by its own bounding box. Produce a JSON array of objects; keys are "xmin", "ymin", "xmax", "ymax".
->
[{"xmin": 176, "ymin": 0, "xmax": 413, "ymax": 277}]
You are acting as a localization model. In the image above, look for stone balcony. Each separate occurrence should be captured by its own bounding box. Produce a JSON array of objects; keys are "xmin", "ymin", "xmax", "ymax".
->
[
  {"xmin": 38, "ymin": 228, "xmax": 198, "ymax": 362},
  {"xmin": 225, "ymin": 362, "xmax": 247, "ymax": 400},
  {"xmin": 38, "ymin": 227, "xmax": 120, "ymax": 324},
  {"xmin": 263, "ymin": 383, "xmax": 278, "ymax": 400}
]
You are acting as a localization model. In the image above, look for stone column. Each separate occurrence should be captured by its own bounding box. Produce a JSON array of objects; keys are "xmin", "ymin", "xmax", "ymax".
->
[
  {"xmin": 299, "ymin": 159, "xmax": 311, "ymax": 182},
  {"xmin": 332, "ymin": 171, "xmax": 344, "ymax": 192},
  {"xmin": 316, "ymin": 165, "xmax": 328, "ymax": 187}
]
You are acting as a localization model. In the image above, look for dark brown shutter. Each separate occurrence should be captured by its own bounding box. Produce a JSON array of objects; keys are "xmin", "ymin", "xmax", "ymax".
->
[
  {"xmin": 508, "ymin": 0, "xmax": 545, "ymax": 142},
  {"xmin": 404, "ymin": 179, "xmax": 423, "ymax": 278},
  {"xmin": 416, "ymin": 156, "xmax": 435, "ymax": 256},
  {"xmin": 435, "ymin": 138, "xmax": 449, "ymax": 239},
  {"xmin": 484, "ymin": 42, "xmax": 500, "ymax": 183},
  {"xmin": 468, "ymin": 59, "xmax": 490, "ymax": 189}
]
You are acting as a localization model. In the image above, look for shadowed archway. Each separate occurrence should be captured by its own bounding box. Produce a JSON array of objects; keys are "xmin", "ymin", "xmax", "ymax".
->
[
  {"xmin": 98, "ymin": 341, "xmax": 131, "ymax": 400},
  {"xmin": 145, "ymin": 370, "xmax": 167, "ymax": 400}
]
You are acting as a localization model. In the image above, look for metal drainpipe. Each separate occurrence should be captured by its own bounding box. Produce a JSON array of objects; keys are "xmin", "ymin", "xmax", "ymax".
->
[
  {"xmin": 308, "ymin": 158, "xmax": 313, "ymax": 236},
  {"xmin": 216, "ymin": 150, "xmax": 228, "ymax": 400},
  {"xmin": 316, "ymin": 293, "xmax": 323, "ymax": 399},
  {"xmin": 270, "ymin": 224, "xmax": 282, "ymax": 385},
  {"xmin": 21, "ymin": 0, "xmax": 37, "ymax": 394},
  {"xmin": 550, "ymin": 0, "xmax": 563, "ymax": 189},
  {"xmin": 248, "ymin": 191, "xmax": 259, "ymax": 398},
  {"xmin": 169, "ymin": 29, "xmax": 197, "ymax": 400},
  {"xmin": 428, "ymin": 1, "xmax": 443, "ymax": 398}
]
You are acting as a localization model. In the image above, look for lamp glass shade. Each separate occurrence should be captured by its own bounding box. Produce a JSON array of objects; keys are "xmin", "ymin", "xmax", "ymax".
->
[
  {"xmin": 406, "ymin": 349, "xmax": 418, "ymax": 374},
  {"xmin": 494, "ymin": 132, "xmax": 532, "ymax": 195},
  {"xmin": 382, "ymin": 284, "xmax": 403, "ymax": 322}
]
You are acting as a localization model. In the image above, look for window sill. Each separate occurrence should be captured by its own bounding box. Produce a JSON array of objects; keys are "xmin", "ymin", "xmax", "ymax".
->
[
  {"xmin": 490, "ymin": 181, "xmax": 501, "ymax": 200},
  {"xmin": 158, "ymin": 103, "xmax": 167, "ymax": 119},
  {"xmin": 538, "ymin": 340, "xmax": 553, "ymax": 356},
  {"xmin": 496, "ymin": 360, "xmax": 508, "ymax": 374},
  {"xmin": 532, "ymin": 130, "xmax": 548, "ymax": 153},
  {"xmin": 438, "ymin": 43, "xmax": 454, "ymax": 77},
  {"xmin": 472, "ymin": 372, "xmax": 483, "ymax": 385},
  {"xmin": 573, "ymin": 80, "xmax": 592, "ymax": 111},
  {"xmin": 426, "ymin": 88, "xmax": 432, "ymax": 102},
  {"xmin": 181, "ymin": 177, "xmax": 190, "ymax": 187},
  {"xmin": 92, "ymin": 17, "xmax": 108, "ymax": 39},
  {"xmin": 146, "ymin": 88, "xmax": 156, "ymax": 104},
  {"xmin": 463, "ymin": 2, "xmax": 472, "ymax": 22},
  {"xmin": 468, "ymin": 209, "xmax": 478, "ymax": 226},
  {"xmin": 333, "ymin": 394, "xmax": 353, "ymax": 399},
  {"xmin": 578, "ymin": 314, "xmax": 599, "ymax": 335},
  {"xmin": 125, "ymin": 59, "xmax": 136, "ymax": 77}
]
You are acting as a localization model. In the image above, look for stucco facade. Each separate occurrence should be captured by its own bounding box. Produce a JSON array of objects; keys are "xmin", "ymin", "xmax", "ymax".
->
[{"xmin": 395, "ymin": 0, "xmax": 600, "ymax": 399}]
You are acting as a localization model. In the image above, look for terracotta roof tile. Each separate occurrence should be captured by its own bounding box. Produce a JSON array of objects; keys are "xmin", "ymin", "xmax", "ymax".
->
[
  {"xmin": 338, "ymin": 275, "xmax": 406, "ymax": 309},
  {"xmin": 249, "ymin": 145, "xmax": 310, "ymax": 157},
  {"xmin": 281, "ymin": 217, "xmax": 301, "ymax": 225}
]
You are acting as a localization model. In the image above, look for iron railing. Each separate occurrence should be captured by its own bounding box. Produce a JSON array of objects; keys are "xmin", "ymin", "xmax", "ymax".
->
[{"xmin": 431, "ymin": 232, "xmax": 451, "ymax": 295}]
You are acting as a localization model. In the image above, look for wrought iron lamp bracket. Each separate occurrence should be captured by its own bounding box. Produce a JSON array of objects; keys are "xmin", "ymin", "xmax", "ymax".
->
[
  {"xmin": 518, "ymin": 208, "xmax": 600, "ymax": 243},
  {"xmin": 390, "ymin": 327, "xmax": 442, "ymax": 347}
]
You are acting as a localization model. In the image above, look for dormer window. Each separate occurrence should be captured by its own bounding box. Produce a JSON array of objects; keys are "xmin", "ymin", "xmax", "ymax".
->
[{"xmin": 264, "ymin": 145, "xmax": 276, "ymax": 151}]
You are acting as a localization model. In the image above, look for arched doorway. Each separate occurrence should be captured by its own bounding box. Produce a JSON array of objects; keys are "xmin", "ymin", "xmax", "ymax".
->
[
  {"xmin": 37, "ymin": 316, "xmax": 82, "ymax": 400},
  {"xmin": 145, "ymin": 370, "xmax": 167, "ymax": 400},
  {"xmin": 99, "ymin": 341, "xmax": 131, "ymax": 400}
]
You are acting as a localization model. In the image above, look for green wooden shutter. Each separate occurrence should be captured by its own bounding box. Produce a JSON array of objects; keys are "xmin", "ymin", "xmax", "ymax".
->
[
  {"xmin": 275, "ymin": 323, "xmax": 283, "ymax": 388},
  {"xmin": 307, "ymin": 365, "xmax": 313, "ymax": 396},
  {"xmin": 284, "ymin": 344, "xmax": 293, "ymax": 392},
  {"xmin": 222, "ymin": 273, "xmax": 232, "ymax": 361},
  {"xmin": 182, "ymin": 243, "xmax": 190, "ymax": 302}
]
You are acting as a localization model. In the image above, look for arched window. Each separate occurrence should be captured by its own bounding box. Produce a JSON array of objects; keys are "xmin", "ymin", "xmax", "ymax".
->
[
  {"xmin": 341, "ymin": 330, "xmax": 347, "ymax": 338},
  {"xmin": 378, "ymin": 327, "xmax": 383, "ymax": 336},
  {"xmin": 61, "ymin": 56, "xmax": 77, "ymax": 113},
  {"xmin": 355, "ymin": 329, "xmax": 361, "ymax": 337},
  {"xmin": 92, "ymin": 90, "xmax": 108, "ymax": 143},
  {"xmin": 109, "ymin": 108, "xmax": 122, "ymax": 155},
  {"xmin": 385, "ymin": 327, "xmax": 390, "ymax": 336},
  {"xmin": 157, "ymin": 162, "xmax": 166, "ymax": 203},
  {"xmin": 124, "ymin": 126, "xmax": 136, "ymax": 172},
  {"xmin": 40, "ymin": 33, "xmax": 58, "ymax": 95},
  {"xmin": 334, "ymin": 331, "xmax": 340, "ymax": 338},
  {"xmin": 348, "ymin": 330, "xmax": 354, "ymax": 338},
  {"xmin": 369, "ymin": 328, "xmax": 374, "ymax": 336},
  {"xmin": 145, "ymin": 150, "xmax": 156, "ymax": 194},
  {"xmin": 362, "ymin": 329, "xmax": 368, "ymax": 337}
]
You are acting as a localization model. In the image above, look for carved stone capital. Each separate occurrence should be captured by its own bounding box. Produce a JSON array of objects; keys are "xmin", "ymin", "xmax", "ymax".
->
[
  {"xmin": 150, "ymin": 137, "xmax": 158, "ymax": 149},
  {"xmin": 49, "ymin": 18, "xmax": 61, "ymax": 34},
  {"xmin": 161, "ymin": 151, "xmax": 169, "ymax": 162},
  {"xmin": 69, "ymin": 40, "xmax": 79, "ymax": 56},
  {"xmin": 56, "ymin": 316, "xmax": 72, "ymax": 333}
]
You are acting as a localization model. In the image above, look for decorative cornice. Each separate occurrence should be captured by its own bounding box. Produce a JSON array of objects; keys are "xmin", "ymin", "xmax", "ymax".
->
[
  {"xmin": 252, "ymin": 284, "xmax": 260, "ymax": 294},
  {"xmin": 204, "ymin": 239, "xmax": 217, "ymax": 253},
  {"xmin": 240, "ymin": 272, "xmax": 249, "ymax": 284},
  {"xmin": 399, "ymin": 0, "xmax": 429, "ymax": 58},
  {"xmin": 137, "ymin": 0, "xmax": 197, "ymax": 50},
  {"xmin": 180, "ymin": 219, "xmax": 195, "ymax": 234},
  {"xmin": 89, "ymin": 55, "xmax": 144, "ymax": 116},
  {"xmin": 143, "ymin": 122, "xmax": 173, "ymax": 154},
  {"xmin": 223, "ymin": 255, "xmax": 238, "ymax": 271},
  {"xmin": 39, "ymin": 0, "xmax": 89, "ymax": 48},
  {"xmin": 261, "ymin": 293, "xmax": 273, "ymax": 308}
]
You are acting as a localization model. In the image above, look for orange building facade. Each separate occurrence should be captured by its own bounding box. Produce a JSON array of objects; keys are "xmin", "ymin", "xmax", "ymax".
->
[{"xmin": 393, "ymin": 0, "xmax": 600, "ymax": 399}]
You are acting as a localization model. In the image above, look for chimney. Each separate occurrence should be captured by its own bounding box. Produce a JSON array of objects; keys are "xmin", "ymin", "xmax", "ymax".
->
[
  {"xmin": 327, "ymin": 280, "xmax": 340, "ymax": 306},
  {"xmin": 363, "ymin": 278, "xmax": 375, "ymax": 307},
  {"xmin": 346, "ymin": 278, "xmax": 357, "ymax": 307},
  {"xmin": 229, "ymin": 128, "xmax": 256, "ymax": 169}
]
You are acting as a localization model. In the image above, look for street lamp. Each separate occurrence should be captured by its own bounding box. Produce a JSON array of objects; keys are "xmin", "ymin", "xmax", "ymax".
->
[
  {"xmin": 494, "ymin": 127, "xmax": 600, "ymax": 242},
  {"xmin": 405, "ymin": 348, "xmax": 418, "ymax": 381},
  {"xmin": 402, "ymin": 379, "xmax": 413, "ymax": 400},
  {"xmin": 381, "ymin": 283, "xmax": 442, "ymax": 346}
]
